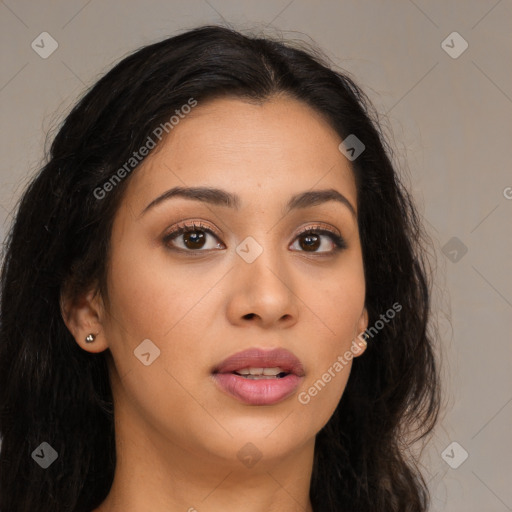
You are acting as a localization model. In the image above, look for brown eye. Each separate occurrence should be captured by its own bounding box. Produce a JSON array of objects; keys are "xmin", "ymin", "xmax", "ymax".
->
[
  {"xmin": 163, "ymin": 222, "xmax": 225, "ymax": 252},
  {"xmin": 299, "ymin": 233, "xmax": 321, "ymax": 252},
  {"xmin": 290, "ymin": 228, "xmax": 346, "ymax": 254},
  {"xmin": 182, "ymin": 230, "xmax": 206, "ymax": 249}
]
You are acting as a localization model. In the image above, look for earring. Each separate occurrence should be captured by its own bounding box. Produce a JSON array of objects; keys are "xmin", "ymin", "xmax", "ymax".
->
[{"xmin": 85, "ymin": 333, "xmax": 96, "ymax": 343}]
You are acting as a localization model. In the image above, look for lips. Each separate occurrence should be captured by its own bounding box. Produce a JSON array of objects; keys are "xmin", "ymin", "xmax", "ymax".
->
[
  {"xmin": 212, "ymin": 347, "xmax": 305, "ymax": 377},
  {"xmin": 211, "ymin": 347, "xmax": 305, "ymax": 405}
]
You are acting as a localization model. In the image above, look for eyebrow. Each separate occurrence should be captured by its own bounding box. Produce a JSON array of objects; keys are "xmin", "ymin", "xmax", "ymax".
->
[{"xmin": 140, "ymin": 186, "xmax": 356, "ymax": 217}]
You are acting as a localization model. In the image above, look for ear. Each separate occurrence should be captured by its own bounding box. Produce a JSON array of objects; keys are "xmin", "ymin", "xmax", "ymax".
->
[
  {"xmin": 352, "ymin": 306, "xmax": 369, "ymax": 358},
  {"xmin": 60, "ymin": 285, "xmax": 109, "ymax": 354}
]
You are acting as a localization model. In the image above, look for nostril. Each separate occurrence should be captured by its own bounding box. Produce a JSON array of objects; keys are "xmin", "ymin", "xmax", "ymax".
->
[{"xmin": 243, "ymin": 313, "xmax": 256, "ymax": 320}]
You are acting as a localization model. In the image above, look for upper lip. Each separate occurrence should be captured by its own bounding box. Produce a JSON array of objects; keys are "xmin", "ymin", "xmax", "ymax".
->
[{"xmin": 212, "ymin": 347, "xmax": 305, "ymax": 376}]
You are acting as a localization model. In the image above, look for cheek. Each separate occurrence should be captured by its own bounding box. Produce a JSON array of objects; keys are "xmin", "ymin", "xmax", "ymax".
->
[
  {"xmin": 297, "ymin": 360, "xmax": 352, "ymax": 430},
  {"xmin": 294, "ymin": 258, "xmax": 365, "ymax": 429},
  {"xmin": 103, "ymin": 237, "xmax": 226, "ymax": 385},
  {"xmin": 105, "ymin": 220, "xmax": 213, "ymax": 337},
  {"xmin": 301, "ymin": 254, "xmax": 365, "ymax": 344},
  {"xmin": 103, "ymin": 247, "xmax": 221, "ymax": 446}
]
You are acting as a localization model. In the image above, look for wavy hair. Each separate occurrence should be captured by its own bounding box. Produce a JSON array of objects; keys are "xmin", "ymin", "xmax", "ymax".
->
[{"xmin": 0, "ymin": 25, "xmax": 440, "ymax": 511}]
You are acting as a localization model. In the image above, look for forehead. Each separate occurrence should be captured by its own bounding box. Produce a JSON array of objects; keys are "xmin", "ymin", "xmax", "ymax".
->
[{"xmin": 122, "ymin": 95, "xmax": 357, "ymax": 212}]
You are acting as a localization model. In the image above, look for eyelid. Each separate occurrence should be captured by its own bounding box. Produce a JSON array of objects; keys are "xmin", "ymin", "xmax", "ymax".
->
[
  {"xmin": 294, "ymin": 222, "xmax": 343, "ymax": 240},
  {"xmin": 162, "ymin": 220, "xmax": 225, "ymax": 250},
  {"xmin": 162, "ymin": 220, "xmax": 346, "ymax": 253},
  {"xmin": 163, "ymin": 220, "xmax": 219, "ymax": 237},
  {"xmin": 291, "ymin": 223, "xmax": 347, "ymax": 251}
]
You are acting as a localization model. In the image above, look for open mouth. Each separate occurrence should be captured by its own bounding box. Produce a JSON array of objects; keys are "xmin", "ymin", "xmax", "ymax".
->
[
  {"xmin": 232, "ymin": 367, "xmax": 290, "ymax": 379},
  {"xmin": 211, "ymin": 348, "xmax": 304, "ymax": 405}
]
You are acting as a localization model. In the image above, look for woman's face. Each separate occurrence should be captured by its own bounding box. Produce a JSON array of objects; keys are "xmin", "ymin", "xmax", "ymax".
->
[{"xmin": 96, "ymin": 95, "xmax": 367, "ymax": 469}]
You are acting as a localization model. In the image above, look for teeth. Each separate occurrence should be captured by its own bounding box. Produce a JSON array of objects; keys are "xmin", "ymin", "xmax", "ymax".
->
[
  {"xmin": 242, "ymin": 375, "xmax": 283, "ymax": 379},
  {"xmin": 262, "ymin": 367, "xmax": 284, "ymax": 376},
  {"xmin": 235, "ymin": 367, "xmax": 286, "ymax": 377}
]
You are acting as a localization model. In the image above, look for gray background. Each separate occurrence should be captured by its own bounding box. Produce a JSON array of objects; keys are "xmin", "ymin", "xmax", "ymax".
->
[{"xmin": 1, "ymin": 1, "xmax": 511, "ymax": 510}]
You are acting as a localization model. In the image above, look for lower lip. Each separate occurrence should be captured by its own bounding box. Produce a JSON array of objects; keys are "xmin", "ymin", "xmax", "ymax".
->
[{"xmin": 212, "ymin": 373, "xmax": 303, "ymax": 405}]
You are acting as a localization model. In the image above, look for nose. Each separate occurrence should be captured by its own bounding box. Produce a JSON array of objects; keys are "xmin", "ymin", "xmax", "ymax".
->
[{"xmin": 225, "ymin": 245, "xmax": 299, "ymax": 329}]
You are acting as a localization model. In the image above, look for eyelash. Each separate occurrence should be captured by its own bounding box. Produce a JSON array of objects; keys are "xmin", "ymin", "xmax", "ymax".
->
[{"xmin": 162, "ymin": 221, "xmax": 347, "ymax": 255}]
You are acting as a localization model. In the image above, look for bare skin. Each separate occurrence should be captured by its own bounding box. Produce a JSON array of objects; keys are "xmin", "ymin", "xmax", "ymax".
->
[{"xmin": 62, "ymin": 95, "xmax": 368, "ymax": 512}]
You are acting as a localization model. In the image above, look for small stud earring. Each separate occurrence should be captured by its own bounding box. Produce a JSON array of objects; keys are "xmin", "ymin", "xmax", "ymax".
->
[{"xmin": 85, "ymin": 333, "xmax": 96, "ymax": 343}]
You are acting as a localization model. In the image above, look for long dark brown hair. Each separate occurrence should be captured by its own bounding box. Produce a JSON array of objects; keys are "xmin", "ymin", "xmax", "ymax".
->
[{"xmin": 0, "ymin": 25, "xmax": 440, "ymax": 511}]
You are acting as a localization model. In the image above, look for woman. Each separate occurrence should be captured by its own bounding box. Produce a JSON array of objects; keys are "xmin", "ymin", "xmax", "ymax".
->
[{"xmin": 0, "ymin": 25, "xmax": 440, "ymax": 512}]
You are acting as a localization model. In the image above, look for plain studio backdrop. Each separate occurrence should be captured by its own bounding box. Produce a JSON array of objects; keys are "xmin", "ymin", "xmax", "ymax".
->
[{"xmin": 0, "ymin": 1, "xmax": 511, "ymax": 511}]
